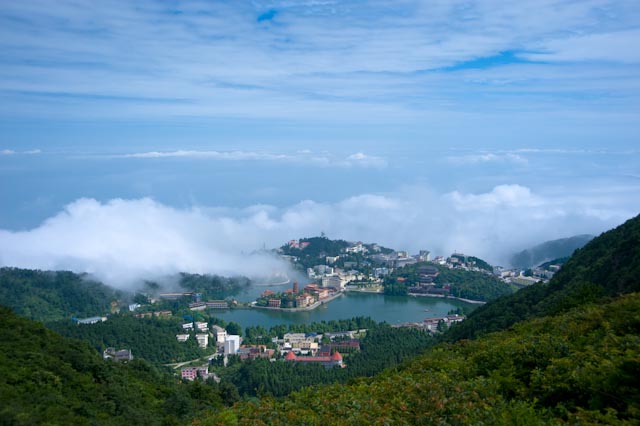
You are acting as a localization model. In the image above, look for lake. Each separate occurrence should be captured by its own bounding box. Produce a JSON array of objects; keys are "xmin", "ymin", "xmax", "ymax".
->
[{"xmin": 214, "ymin": 290, "xmax": 475, "ymax": 329}]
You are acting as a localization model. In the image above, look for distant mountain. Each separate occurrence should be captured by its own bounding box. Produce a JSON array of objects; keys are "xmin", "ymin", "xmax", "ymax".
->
[{"xmin": 510, "ymin": 234, "xmax": 594, "ymax": 269}]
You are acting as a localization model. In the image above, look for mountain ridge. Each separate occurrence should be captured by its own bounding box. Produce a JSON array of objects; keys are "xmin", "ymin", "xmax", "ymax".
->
[{"xmin": 510, "ymin": 234, "xmax": 594, "ymax": 269}]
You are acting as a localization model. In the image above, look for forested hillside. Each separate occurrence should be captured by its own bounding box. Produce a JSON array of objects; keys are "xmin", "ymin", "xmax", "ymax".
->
[
  {"xmin": 0, "ymin": 268, "xmax": 122, "ymax": 322},
  {"xmin": 48, "ymin": 315, "xmax": 212, "ymax": 364},
  {"xmin": 0, "ymin": 306, "xmax": 234, "ymax": 426},
  {"xmin": 447, "ymin": 213, "xmax": 640, "ymax": 341},
  {"xmin": 384, "ymin": 261, "xmax": 513, "ymax": 301}
]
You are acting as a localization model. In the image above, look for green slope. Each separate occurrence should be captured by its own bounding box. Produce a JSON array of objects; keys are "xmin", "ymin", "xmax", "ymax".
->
[
  {"xmin": 199, "ymin": 293, "xmax": 640, "ymax": 425},
  {"xmin": 0, "ymin": 306, "xmax": 229, "ymax": 425},
  {"xmin": 447, "ymin": 214, "xmax": 640, "ymax": 341},
  {"xmin": 0, "ymin": 267, "xmax": 122, "ymax": 322}
]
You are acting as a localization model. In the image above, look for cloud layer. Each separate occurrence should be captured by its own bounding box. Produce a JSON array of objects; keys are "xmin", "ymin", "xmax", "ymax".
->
[{"xmin": 1, "ymin": 184, "xmax": 636, "ymax": 289}]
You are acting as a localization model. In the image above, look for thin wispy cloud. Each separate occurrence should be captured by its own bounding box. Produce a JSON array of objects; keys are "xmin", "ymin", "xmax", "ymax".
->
[
  {"xmin": 1, "ymin": 148, "xmax": 41, "ymax": 155},
  {"xmin": 112, "ymin": 149, "xmax": 388, "ymax": 168},
  {"xmin": 0, "ymin": 1, "xmax": 638, "ymax": 123},
  {"xmin": 446, "ymin": 153, "xmax": 528, "ymax": 166}
]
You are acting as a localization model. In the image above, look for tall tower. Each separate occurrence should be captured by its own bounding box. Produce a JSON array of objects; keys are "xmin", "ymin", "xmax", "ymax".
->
[{"xmin": 293, "ymin": 281, "xmax": 299, "ymax": 293}]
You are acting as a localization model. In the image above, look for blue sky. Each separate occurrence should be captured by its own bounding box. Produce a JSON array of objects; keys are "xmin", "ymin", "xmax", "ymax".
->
[{"xmin": 1, "ymin": 1, "xmax": 639, "ymax": 286}]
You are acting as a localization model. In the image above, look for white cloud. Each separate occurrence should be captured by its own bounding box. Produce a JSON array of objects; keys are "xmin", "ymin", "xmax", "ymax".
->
[
  {"xmin": 1, "ymin": 148, "xmax": 41, "ymax": 155},
  {"xmin": 345, "ymin": 152, "xmax": 388, "ymax": 168},
  {"xmin": 448, "ymin": 184, "xmax": 541, "ymax": 210},
  {"xmin": 1, "ymin": 184, "xmax": 637, "ymax": 286},
  {"xmin": 447, "ymin": 153, "xmax": 528, "ymax": 165},
  {"xmin": 114, "ymin": 149, "xmax": 387, "ymax": 168}
]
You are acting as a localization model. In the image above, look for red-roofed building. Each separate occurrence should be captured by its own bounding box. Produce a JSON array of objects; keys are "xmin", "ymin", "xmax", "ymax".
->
[{"xmin": 283, "ymin": 351, "xmax": 344, "ymax": 369}]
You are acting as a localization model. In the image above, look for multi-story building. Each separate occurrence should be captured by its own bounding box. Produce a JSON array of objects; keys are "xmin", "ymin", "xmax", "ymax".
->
[
  {"xmin": 181, "ymin": 367, "xmax": 198, "ymax": 381},
  {"xmin": 189, "ymin": 302, "xmax": 207, "ymax": 311},
  {"xmin": 268, "ymin": 298, "xmax": 282, "ymax": 308},
  {"xmin": 212, "ymin": 325, "xmax": 227, "ymax": 345},
  {"xmin": 196, "ymin": 333, "xmax": 209, "ymax": 348},
  {"xmin": 206, "ymin": 300, "xmax": 229, "ymax": 309},
  {"xmin": 224, "ymin": 335, "xmax": 241, "ymax": 355}
]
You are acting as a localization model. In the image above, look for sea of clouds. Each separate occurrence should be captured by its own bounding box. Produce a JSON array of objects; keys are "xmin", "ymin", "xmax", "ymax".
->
[{"xmin": 0, "ymin": 184, "xmax": 634, "ymax": 289}]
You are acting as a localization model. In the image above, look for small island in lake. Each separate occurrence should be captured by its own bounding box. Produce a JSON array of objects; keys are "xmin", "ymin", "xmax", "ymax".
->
[{"xmin": 252, "ymin": 280, "xmax": 343, "ymax": 311}]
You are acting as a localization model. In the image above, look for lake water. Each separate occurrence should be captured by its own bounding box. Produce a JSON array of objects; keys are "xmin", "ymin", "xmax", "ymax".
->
[{"xmin": 214, "ymin": 290, "xmax": 475, "ymax": 329}]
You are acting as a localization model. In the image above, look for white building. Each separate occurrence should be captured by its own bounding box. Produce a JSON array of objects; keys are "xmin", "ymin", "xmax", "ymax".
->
[
  {"xmin": 325, "ymin": 256, "xmax": 340, "ymax": 265},
  {"xmin": 195, "ymin": 321, "xmax": 208, "ymax": 332},
  {"xmin": 196, "ymin": 333, "xmax": 209, "ymax": 348},
  {"xmin": 224, "ymin": 335, "xmax": 241, "ymax": 355},
  {"xmin": 313, "ymin": 265, "xmax": 334, "ymax": 276},
  {"xmin": 345, "ymin": 243, "xmax": 367, "ymax": 254},
  {"xmin": 176, "ymin": 334, "xmax": 190, "ymax": 342},
  {"xmin": 321, "ymin": 274, "xmax": 343, "ymax": 288},
  {"xmin": 212, "ymin": 325, "xmax": 227, "ymax": 345}
]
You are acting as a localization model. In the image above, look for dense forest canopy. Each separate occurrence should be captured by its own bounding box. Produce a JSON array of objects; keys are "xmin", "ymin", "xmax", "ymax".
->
[{"xmin": 0, "ymin": 268, "xmax": 122, "ymax": 322}]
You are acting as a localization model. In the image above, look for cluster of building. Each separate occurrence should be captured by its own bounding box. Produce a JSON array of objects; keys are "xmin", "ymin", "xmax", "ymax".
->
[
  {"xmin": 133, "ymin": 310, "xmax": 172, "ymax": 318},
  {"xmin": 175, "ymin": 320, "xmax": 242, "ymax": 352},
  {"xmin": 73, "ymin": 316, "xmax": 108, "ymax": 325},
  {"xmin": 495, "ymin": 265, "xmax": 556, "ymax": 287},
  {"xmin": 256, "ymin": 281, "xmax": 339, "ymax": 309},
  {"xmin": 307, "ymin": 264, "xmax": 368, "ymax": 289},
  {"xmin": 176, "ymin": 320, "xmax": 212, "ymax": 348},
  {"xmin": 178, "ymin": 329, "xmax": 364, "ymax": 380},
  {"xmin": 407, "ymin": 265, "xmax": 452, "ymax": 296}
]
